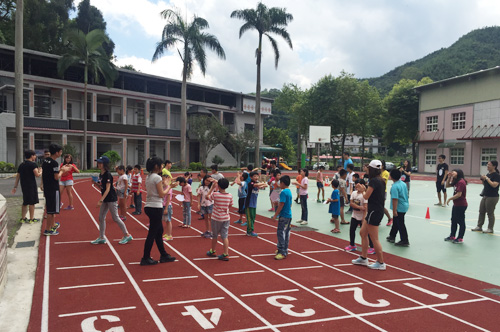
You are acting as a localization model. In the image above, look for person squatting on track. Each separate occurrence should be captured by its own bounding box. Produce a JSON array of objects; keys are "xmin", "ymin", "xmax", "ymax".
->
[
  {"xmin": 295, "ymin": 168, "xmax": 309, "ymax": 225},
  {"xmin": 197, "ymin": 175, "xmax": 214, "ymax": 238},
  {"xmin": 272, "ymin": 175, "xmax": 293, "ymax": 260},
  {"xmin": 59, "ymin": 154, "xmax": 79, "ymax": 210},
  {"xmin": 445, "ymin": 169, "xmax": 468, "ymax": 244},
  {"xmin": 91, "ymin": 156, "xmax": 133, "ymax": 245},
  {"xmin": 141, "ymin": 157, "xmax": 176, "ymax": 266},
  {"xmin": 206, "ymin": 177, "xmax": 233, "ymax": 261},
  {"xmin": 472, "ymin": 160, "xmax": 500, "ymax": 234},
  {"xmin": 177, "ymin": 176, "xmax": 193, "ymax": 227},
  {"xmin": 387, "ymin": 169, "xmax": 410, "ymax": 247},
  {"xmin": 12, "ymin": 149, "xmax": 42, "ymax": 223},
  {"xmin": 326, "ymin": 179, "xmax": 341, "ymax": 233},
  {"xmin": 352, "ymin": 160, "xmax": 386, "ymax": 270}
]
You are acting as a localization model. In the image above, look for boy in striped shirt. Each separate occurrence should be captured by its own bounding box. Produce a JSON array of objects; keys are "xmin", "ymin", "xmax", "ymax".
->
[{"xmin": 206, "ymin": 178, "xmax": 233, "ymax": 261}]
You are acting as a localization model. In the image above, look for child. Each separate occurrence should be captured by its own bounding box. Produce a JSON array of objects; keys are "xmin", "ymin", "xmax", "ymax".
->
[
  {"xmin": 267, "ymin": 169, "xmax": 276, "ymax": 211},
  {"xmin": 130, "ymin": 164, "xmax": 142, "ymax": 215},
  {"xmin": 272, "ymin": 175, "xmax": 293, "ymax": 260},
  {"xmin": 126, "ymin": 165, "xmax": 134, "ymax": 208},
  {"xmin": 270, "ymin": 170, "xmax": 282, "ymax": 215},
  {"xmin": 115, "ymin": 165, "xmax": 129, "ymax": 221},
  {"xmin": 91, "ymin": 156, "xmax": 133, "ymax": 245},
  {"xmin": 338, "ymin": 169, "xmax": 349, "ymax": 224},
  {"xmin": 210, "ymin": 164, "xmax": 224, "ymax": 181},
  {"xmin": 445, "ymin": 169, "xmax": 468, "ymax": 244},
  {"xmin": 387, "ymin": 169, "xmax": 410, "ymax": 246},
  {"xmin": 296, "ymin": 168, "xmax": 309, "ymax": 225},
  {"xmin": 345, "ymin": 179, "xmax": 376, "ymax": 253},
  {"xmin": 294, "ymin": 169, "xmax": 302, "ymax": 204},
  {"xmin": 141, "ymin": 157, "xmax": 176, "ymax": 265},
  {"xmin": 333, "ymin": 165, "xmax": 342, "ymax": 180},
  {"xmin": 232, "ymin": 172, "xmax": 248, "ymax": 225},
  {"xmin": 327, "ymin": 179, "xmax": 340, "ymax": 233},
  {"xmin": 352, "ymin": 160, "xmax": 386, "ymax": 270},
  {"xmin": 206, "ymin": 178, "xmax": 233, "ymax": 261},
  {"xmin": 381, "ymin": 161, "xmax": 394, "ymax": 226},
  {"xmin": 59, "ymin": 154, "xmax": 79, "ymax": 210},
  {"xmin": 162, "ymin": 174, "xmax": 176, "ymax": 241},
  {"xmin": 399, "ymin": 159, "xmax": 412, "ymax": 197},
  {"xmin": 177, "ymin": 176, "xmax": 193, "ymax": 227},
  {"xmin": 196, "ymin": 168, "xmax": 208, "ymax": 219},
  {"xmin": 184, "ymin": 171, "xmax": 193, "ymax": 185},
  {"xmin": 324, "ymin": 175, "xmax": 331, "ymax": 187},
  {"xmin": 245, "ymin": 171, "xmax": 268, "ymax": 237},
  {"xmin": 197, "ymin": 175, "xmax": 214, "ymax": 238},
  {"xmin": 346, "ymin": 164, "xmax": 355, "ymax": 213},
  {"xmin": 317, "ymin": 166, "xmax": 325, "ymax": 203}
]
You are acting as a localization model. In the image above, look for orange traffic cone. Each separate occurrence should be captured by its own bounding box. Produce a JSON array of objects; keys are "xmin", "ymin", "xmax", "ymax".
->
[{"xmin": 425, "ymin": 207, "xmax": 430, "ymax": 219}]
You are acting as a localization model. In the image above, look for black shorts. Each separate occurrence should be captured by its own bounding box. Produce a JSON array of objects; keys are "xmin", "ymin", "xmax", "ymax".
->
[
  {"xmin": 366, "ymin": 210, "xmax": 384, "ymax": 226},
  {"xmin": 238, "ymin": 197, "xmax": 246, "ymax": 214},
  {"xmin": 340, "ymin": 196, "xmax": 345, "ymax": 207},
  {"xmin": 44, "ymin": 190, "xmax": 60, "ymax": 215},
  {"xmin": 351, "ymin": 217, "xmax": 363, "ymax": 226},
  {"xmin": 436, "ymin": 181, "xmax": 447, "ymax": 193},
  {"xmin": 22, "ymin": 185, "xmax": 39, "ymax": 206}
]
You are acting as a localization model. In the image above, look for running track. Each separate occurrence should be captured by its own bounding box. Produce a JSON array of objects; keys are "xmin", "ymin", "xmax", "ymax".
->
[{"xmin": 27, "ymin": 178, "xmax": 500, "ymax": 331}]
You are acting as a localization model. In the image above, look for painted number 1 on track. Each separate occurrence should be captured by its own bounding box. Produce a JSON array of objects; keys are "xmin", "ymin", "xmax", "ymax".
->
[{"xmin": 182, "ymin": 305, "xmax": 222, "ymax": 330}]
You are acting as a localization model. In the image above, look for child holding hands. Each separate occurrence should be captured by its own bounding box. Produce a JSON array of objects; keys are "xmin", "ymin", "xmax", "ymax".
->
[{"xmin": 206, "ymin": 178, "xmax": 233, "ymax": 261}]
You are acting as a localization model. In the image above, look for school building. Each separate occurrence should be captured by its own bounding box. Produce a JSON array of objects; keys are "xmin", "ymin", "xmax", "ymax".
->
[
  {"xmin": 0, "ymin": 44, "xmax": 272, "ymax": 168},
  {"xmin": 415, "ymin": 66, "xmax": 500, "ymax": 176}
]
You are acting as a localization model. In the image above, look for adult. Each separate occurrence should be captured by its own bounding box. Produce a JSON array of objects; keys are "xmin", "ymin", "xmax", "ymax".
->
[
  {"xmin": 343, "ymin": 152, "xmax": 353, "ymax": 170},
  {"xmin": 435, "ymin": 154, "xmax": 449, "ymax": 207},
  {"xmin": 472, "ymin": 160, "xmax": 500, "ymax": 234},
  {"xmin": 12, "ymin": 150, "xmax": 42, "ymax": 223},
  {"xmin": 59, "ymin": 154, "xmax": 80, "ymax": 210},
  {"xmin": 399, "ymin": 160, "xmax": 412, "ymax": 197},
  {"xmin": 380, "ymin": 160, "xmax": 393, "ymax": 226}
]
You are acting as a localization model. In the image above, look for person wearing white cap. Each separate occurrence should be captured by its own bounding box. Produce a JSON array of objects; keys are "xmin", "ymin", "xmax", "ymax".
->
[{"xmin": 352, "ymin": 159, "xmax": 386, "ymax": 270}]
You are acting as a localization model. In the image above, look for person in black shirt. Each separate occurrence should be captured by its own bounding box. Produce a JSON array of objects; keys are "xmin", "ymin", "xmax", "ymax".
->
[
  {"xmin": 352, "ymin": 160, "xmax": 386, "ymax": 271},
  {"xmin": 12, "ymin": 150, "xmax": 42, "ymax": 223},
  {"xmin": 435, "ymin": 154, "xmax": 449, "ymax": 207},
  {"xmin": 472, "ymin": 160, "xmax": 500, "ymax": 234}
]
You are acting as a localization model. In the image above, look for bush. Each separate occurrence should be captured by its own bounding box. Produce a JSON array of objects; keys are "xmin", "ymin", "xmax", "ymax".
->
[
  {"xmin": 0, "ymin": 161, "xmax": 15, "ymax": 172},
  {"xmin": 387, "ymin": 148, "xmax": 395, "ymax": 157},
  {"xmin": 211, "ymin": 155, "xmax": 224, "ymax": 166},
  {"xmin": 102, "ymin": 150, "xmax": 121, "ymax": 167},
  {"xmin": 189, "ymin": 162, "xmax": 203, "ymax": 171}
]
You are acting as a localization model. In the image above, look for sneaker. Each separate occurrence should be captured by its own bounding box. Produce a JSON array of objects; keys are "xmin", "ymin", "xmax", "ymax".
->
[
  {"xmin": 163, "ymin": 235, "xmax": 173, "ymax": 241},
  {"xmin": 201, "ymin": 231, "xmax": 208, "ymax": 238},
  {"xmin": 18, "ymin": 218, "xmax": 27, "ymax": 224},
  {"xmin": 386, "ymin": 236, "xmax": 395, "ymax": 243},
  {"xmin": 218, "ymin": 254, "xmax": 229, "ymax": 261},
  {"xmin": 444, "ymin": 236, "xmax": 456, "ymax": 242},
  {"xmin": 452, "ymin": 238, "xmax": 464, "ymax": 244},
  {"xmin": 246, "ymin": 231, "xmax": 259, "ymax": 237},
  {"xmin": 204, "ymin": 232, "xmax": 213, "ymax": 239},
  {"xmin": 160, "ymin": 254, "xmax": 176, "ymax": 263},
  {"xmin": 317, "ymin": 199, "xmax": 321, "ymax": 203},
  {"xmin": 434, "ymin": 203, "xmax": 442, "ymax": 206},
  {"xmin": 44, "ymin": 229, "xmax": 59, "ymax": 236},
  {"xmin": 268, "ymin": 208, "xmax": 274, "ymax": 212},
  {"xmin": 241, "ymin": 222, "xmax": 247, "ymax": 226},
  {"xmin": 28, "ymin": 218, "xmax": 39, "ymax": 224},
  {"xmin": 64, "ymin": 205, "xmax": 74, "ymax": 210},
  {"xmin": 234, "ymin": 219, "xmax": 242, "ymax": 224},
  {"xmin": 352, "ymin": 256, "xmax": 368, "ymax": 266},
  {"xmin": 51, "ymin": 222, "xmax": 60, "ymax": 231},
  {"xmin": 132, "ymin": 212, "xmax": 141, "ymax": 215},
  {"xmin": 386, "ymin": 218, "xmax": 393, "ymax": 226},
  {"xmin": 300, "ymin": 220, "xmax": 308, "ymax": 225},
  {"xmin": 140, "ymin": 257, "xmax": 158, "ymax": 266},
  {"xmin": 471, "ymin": 227, "xmax": 482, "ymax": 232},
  {"xmin": 395, "ymin": 241, "xmax": 410, "ymax": 247},
  {"xmin": 275, "ymin": 253, "xmax": 286, "ymax": 260},
  {"xmin": 120, "ymin": 216, "xmax": 127, "ymax": 221},
  {"xmin": 295, "ymin": 220, "xmax": 303, "ymax": 223},
  {"xmin": 129, "ymin": 205, "xmax": 135, "ymax": 209},
  {"xmin": 368, "ymin": 261, "xmax": 387, "ymax": 270},
  {"xmin": 119, "ymin": 235, "xmax": 133, "ymax": 244},
  {"xmin": 344, "ymin": 245, "xmax": 357, "ymax": 252},
  {"xmin": 91, "ymin": 237, "xmax": 106, "ymax": 244},
  {"xmin": 206, "ymin": 249, "xmax": 217, "ymax": 257},
  {"xmin": 367, "ymin": 248, "xmax": 376, "ymax": 255},
  {"xmin": 60, "ymin": 203, "xmax": 64, "ymax": 209},
  {"xmin": 483, "ymin": 229, "xmax": 494, "ymax": 234}
]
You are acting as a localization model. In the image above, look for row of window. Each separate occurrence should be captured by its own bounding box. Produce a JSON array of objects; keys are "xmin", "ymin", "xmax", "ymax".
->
[
  {"xmin": 425, "ymin": 147, "xmax": 497, "ymax": 166},
  {"xmin": 426, "ymin": 112, "xmax": 466, "ymax": 132}
]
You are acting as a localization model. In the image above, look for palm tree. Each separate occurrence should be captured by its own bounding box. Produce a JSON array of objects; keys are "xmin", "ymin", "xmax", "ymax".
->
[
  {"xmin": 153, "ymin": 9, "xmax": 226, "ymax": 167},
  {"xmin": 58, "ymin": 29, "xmax": 118, "ymax": 170},
  {"xmin": 231, "ymin": 2, "xmax": 293, "ymax": 164}
]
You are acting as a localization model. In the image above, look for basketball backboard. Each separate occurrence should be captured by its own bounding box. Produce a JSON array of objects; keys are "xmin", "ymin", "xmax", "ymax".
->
[{"xmin": 309, "ymin": 125, "xmax": 331, "ymax": 143}]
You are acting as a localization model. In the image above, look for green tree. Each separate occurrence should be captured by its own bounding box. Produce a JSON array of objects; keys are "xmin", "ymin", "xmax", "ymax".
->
[
  {"xmin": 153, "ymin": 9, "xmax": 226, "ymax": 168},
  {"xmin": 103, "ymin": 150, "xmax": 121, "ymax": 168},
  {"xmin": 263, "ymin": 127, "xmax": 295, "ymax": 164},
  {"xmin": 230, "ymin": 130, "xmax": 258, "ymax": 168},
  {"xmin": 57, "ymin": 29, "xmax": 118, "ymax": 170},
  {"xmin": 188, "ymin": 115, "xmax": 227, "ymax": 166},
  {"xmin": 231, "ymin": 2, "xmax": 293, "ymax": 166}
]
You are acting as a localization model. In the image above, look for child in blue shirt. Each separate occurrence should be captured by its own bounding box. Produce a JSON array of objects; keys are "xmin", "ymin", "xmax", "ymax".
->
[
  {"xmin": 244, "ymin": 171, "xmax": 267, "ymax": 237},
  {"xmin": 272, "ymin": 175, "xmax": 292, "ymax": 260},
  {"xmin": 327, "ymin": 179, "xmax": 341, "ymax": 233},
  {"xmin": 232, "ymin": 172, "xmax": 248, "ymax": 224},
  {"xmin": 387, "ymin": 169, "xmax": 410, "ymax": 246}
]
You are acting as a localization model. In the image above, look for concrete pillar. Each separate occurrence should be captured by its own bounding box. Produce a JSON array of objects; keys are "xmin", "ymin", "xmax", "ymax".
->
[
  {"xmin": 122, "ymin": 138, "xmax": 127, "ymax": 166},
  {"xmin": 91, "ymin": 136, "xmax": 97, "ymax": 168},
  {"xmin": 28, "ymin": 85, "xmax": 34, "ymax": 117},
  {"xmin": 62, "ymin": 89, "xmax": 67, "ymax": 120},
  {"xmin": 122, "ymin": 97, "xmax": 127, "ymax": 125},
  {"xmin": 219, "ymin": 110, "xmax": 223, "ymax": 124},
  {"xmin": 62, "ymin": 134, "xmax": 67, "ymax": 146},
  {"xmin": 29, "ymin": 132, "xmax": 34, "ymax": 150},
  {"xmin": 145, "ymin": 100, "xmax": 150, "ymax": 127},
  {"xmin": 166, "ymin": 141, "xmax": 170, "ymax": 160},
  {"xmin": 145, "ymin": 139, "xmax": 150, "ymax": 161},
  {"xmin": 91, "ymin": 93, "xmax": 97, "ymax": 122},
  {"xmin": 166, "ymin": 103, "xmax": 170, "ymax": 129}
]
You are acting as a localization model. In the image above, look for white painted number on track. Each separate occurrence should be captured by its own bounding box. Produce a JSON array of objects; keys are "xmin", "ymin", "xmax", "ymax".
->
[
  {"xmin": 81, "ymin": 315, "xmax": 124, "ymax": 332},
  {"xmin": 182, "ymin": 305, "xmax": 222, "ymax": 330},
  {"xmin": 335, "ymin": 287, "xmax": 390, "ymax": 308},
  {"xmin": 266, "ymin": 295, "xmax": 315, "ymax": 317},
  {"xmin": 404, "ymin": 283, "xmax": 449, "ymax": 300}
]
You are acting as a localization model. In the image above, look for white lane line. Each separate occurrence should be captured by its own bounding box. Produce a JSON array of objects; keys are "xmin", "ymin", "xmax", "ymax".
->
[
  {"xmin": 54, "ymin": 240, "xmax": 94, "ymax": 244},
  {"xmin": 113, "ymin": 238, "xmax": 146, "ymax": 241},
  {"xmin": 333, "ymin": 263, "xmax": 353, "ymax": 267},
  {"xmin": 193, "ymin": 256, "xmax": 239, "ymax": 261},
  {"xmin": 241, "ymin": 289, "xmax": 300, "ymax": 297},
  {"xmin": 41, "ymin": 235, "xmax": 50, "ymax": 332},
  {"xmin": 251, "ymin": 253, "xmax": 277, "ymax": 257},
  {"xmin": 74, "ymin": 188, "xmax": 168, "ymax": 332},
  {"xmin": 59, "ymin": 306, "xmax": 136, "ymax": 318},
  {"xmin": 314, "ymin": 283, "xmax": 363, "ymax": 289},
  {"xmin": 57, "ymin": 264, "xmax": 114, "ymax": 270},
  {"xmin": 376, "ymin": 277, "xmax": 422, "ymax": 284},
  {"xmin": 278, "ymin": 265, "xmax": 323, "ymax": 271},
  {"xmin": 214, "ymin": 270, "xmax": 265, "ymax": 277},
  {"xmin": 158, "ymin": 297, "xmax": 225, "ymax": 307},
  {"xmin": 59, "ymin": 282, "xmax": 125, "ymax": 290},
  {"xmin": 301, "ymin": 249, "xmax": 339, "ymax": 254},
  {"xmin": 143, "ymin": 276, "xmax": 198, "ymax": 283}
]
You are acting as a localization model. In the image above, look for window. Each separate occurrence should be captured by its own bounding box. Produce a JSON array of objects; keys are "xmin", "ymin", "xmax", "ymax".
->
[
  {"xmin": 34, "ymin": 88, "xmax": 51, "ymax": 118},
  {"xmin": 67, "ymin": 103, "xmax": 72, "ymax": 118},
  {"xmin": 481, "ymin": 148, "xmax": 497, "ymax": 167},
  {"xmin": 244, "ymin": 123, "xmax": 255, "ymax": 132},
  {"xmin": 149, "ymin": 106, "xmax": 156, "ymax": 128},
  {"xmin": 425, "ymin": 149, "xmax": 437, "ymax": 165},
  {"xmin": 450, "ymin": 148, "xmax": 464, "ymax": 165},
  {"xmin": 452, "ymin": 112, "xmax": 466, "ymax": 130},
  {"xmin": 136, "ymin": 102, "xmax": 145, "ymax": 125},
  {"xmin": 426, "ymin": 116, "xmax": 438, "ymax": 132}
]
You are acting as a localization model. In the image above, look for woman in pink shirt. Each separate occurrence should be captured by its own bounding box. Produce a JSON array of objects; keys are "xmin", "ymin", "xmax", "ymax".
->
[{"xmin": 59, "ymin": 154, "xmax": 79, "ymax": 210}]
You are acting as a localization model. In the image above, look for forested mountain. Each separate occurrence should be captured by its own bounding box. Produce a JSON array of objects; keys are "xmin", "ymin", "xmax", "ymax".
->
[{"xmin": 367, "ymin": 26, "xmax": 500, "ymax": 95}]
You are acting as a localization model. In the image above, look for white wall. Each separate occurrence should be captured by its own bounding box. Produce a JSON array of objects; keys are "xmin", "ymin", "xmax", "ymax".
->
[{"xmin": 207, "ymin": 144, "xmax": 237, "ymax": 167}]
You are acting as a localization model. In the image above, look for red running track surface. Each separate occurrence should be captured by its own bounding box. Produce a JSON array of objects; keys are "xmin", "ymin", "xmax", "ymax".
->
[{"xmin": 27, "ymin": 178, "xmax": 499, "ymax": 331}]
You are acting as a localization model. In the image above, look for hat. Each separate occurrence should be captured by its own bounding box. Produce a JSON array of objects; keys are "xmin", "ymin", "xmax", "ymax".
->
[
  {"xmin": 368, "ymin": 160, "xmax": 382, "ymax": 169},
  {"xmin": 95, "ymin": 156, "xmax": 110, "ymax": 164}
]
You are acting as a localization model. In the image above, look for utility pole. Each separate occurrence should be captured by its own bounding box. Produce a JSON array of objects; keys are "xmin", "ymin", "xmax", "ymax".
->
[{"xmin": 14, "ymin": 0, "xmax": 24, "ymax": 166}]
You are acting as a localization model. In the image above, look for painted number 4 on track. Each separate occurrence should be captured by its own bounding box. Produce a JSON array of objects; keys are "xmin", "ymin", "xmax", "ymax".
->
[{"xmin": 182, "ymin": 305, "xmax": 222, "ymax": 330}]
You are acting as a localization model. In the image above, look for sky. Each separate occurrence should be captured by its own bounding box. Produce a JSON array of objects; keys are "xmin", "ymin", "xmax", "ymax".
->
[{"xmin": 75, "ymin": 0, "xmax": 500, "ymax": 94}]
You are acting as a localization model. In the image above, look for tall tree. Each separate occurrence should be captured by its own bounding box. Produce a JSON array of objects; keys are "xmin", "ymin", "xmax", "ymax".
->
[
  {"xmin": 231, "ymin": 2, "xmax": 293, "ymax": 166},
  {"xmin": 230, "ymin": 130, "xmax": 258, "ymax": 168},
  {"xmin": 188, "ymin": 115, "xmax": 227, "ymax": 166},
  {"xmin": 153, "ymin": 9, "xmax": 225, "ymax": 168},
  {"xmin": 57, "ymin": 29, "xmax": 118, "ymax": 170}
]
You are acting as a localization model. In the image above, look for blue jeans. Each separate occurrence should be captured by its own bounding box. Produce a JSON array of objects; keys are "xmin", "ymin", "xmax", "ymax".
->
[
  {"xmin": 277, "ymin": 217, "xmax": 292, "ymax": 256},
  {"xmin": 182, "ymin": 201, "xmax": 191, "ymax": 226},
  {"xmin": 300, "ymin": 195, "xmax": 308, "ymax": 221}
]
